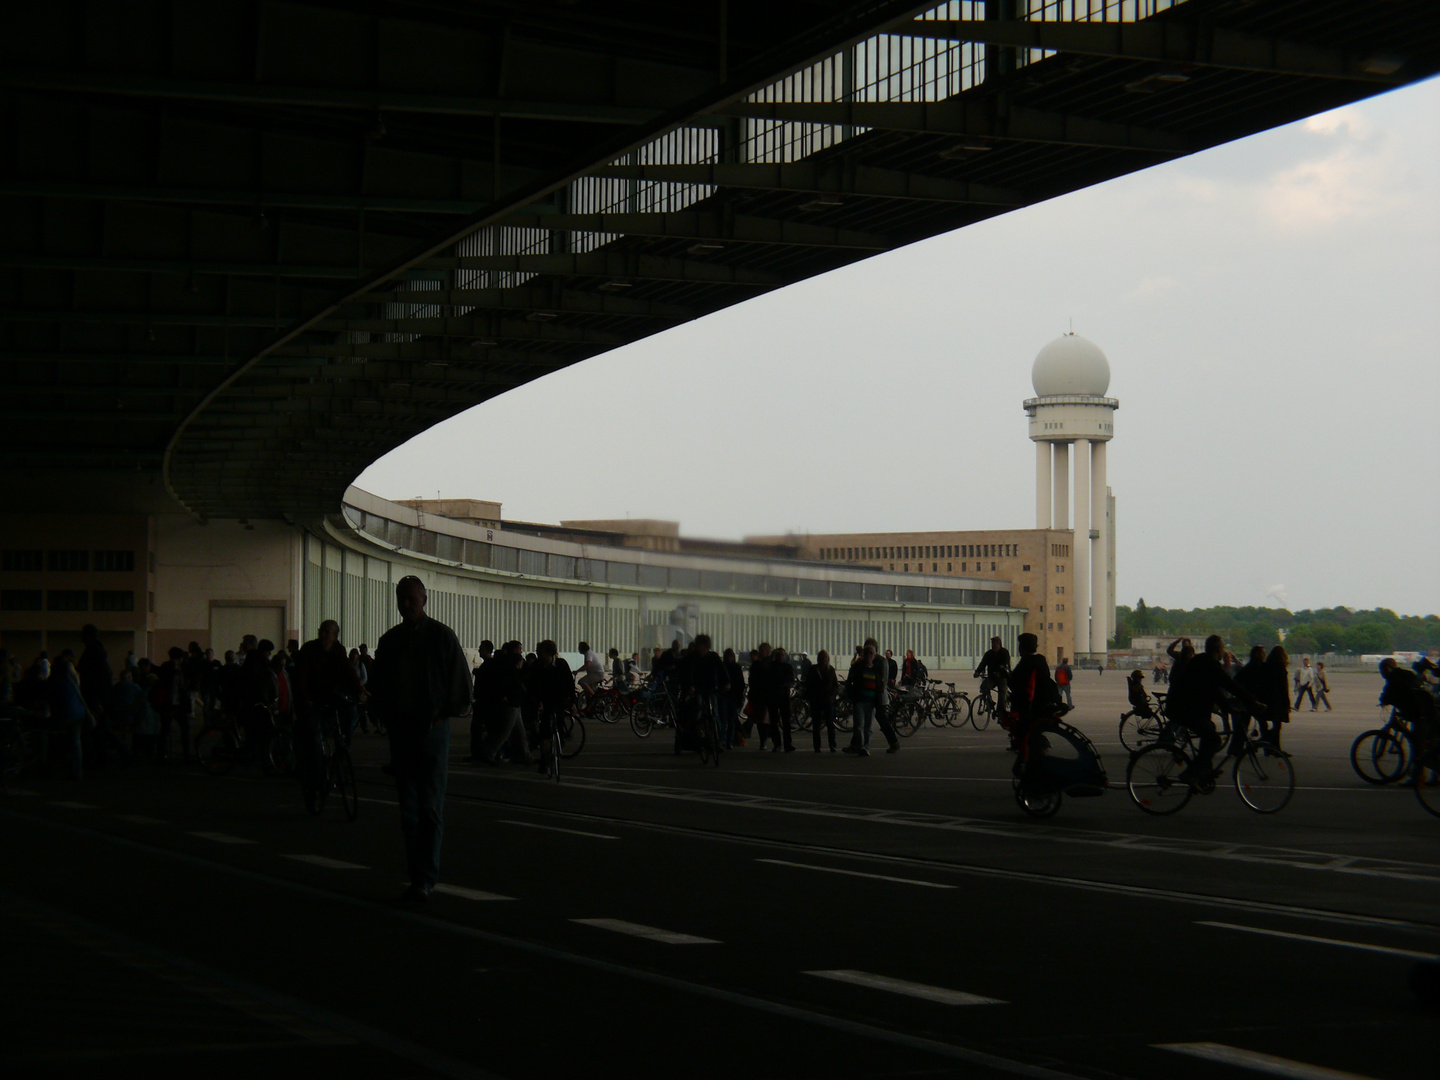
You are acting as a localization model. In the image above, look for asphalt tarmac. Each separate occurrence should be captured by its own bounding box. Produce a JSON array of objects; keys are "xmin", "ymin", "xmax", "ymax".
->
[{"xmin": 3, "ymin": 669, "xmax": 1436, "ymax": 1079}]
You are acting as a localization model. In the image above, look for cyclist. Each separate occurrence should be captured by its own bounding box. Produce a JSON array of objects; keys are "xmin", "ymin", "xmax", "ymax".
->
[
  {"xmin": 576, "ymin": 641, "xmax": 605, "ymax": 702},
  {"xmin": 1380, "ymin": 658, "xmax": 1438, "ymax": 784},
  {"xmin": 974, "ymin": 636, "xmax": 1011, "ymax": 712},
  {"xmin": 1167, "ymin": 634, "xmax": 1263, "ymax": 789},
  {"xmin": 679, "ymin": 634, "xmax": 727, "ymax": 753},
  {"xmin": 1124, "ymin": 668, "xmax": 1158, "ymax": 722},
  {"xmin": 1007, "ymin": 633, "xmax": 1057, "ymax": 778},
  {"xmin": 527, "ymin": 640, "xmax": 573, "ymax": 774},
  {"xmin": 293, "ymin": 620, "xmax": 364, "ymax": 812}
]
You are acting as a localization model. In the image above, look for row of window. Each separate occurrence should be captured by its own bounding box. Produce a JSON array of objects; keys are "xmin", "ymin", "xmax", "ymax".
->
[
  {"xmin": 1049, "ymin": 544, "xmax": 1070, "ymax": 557},
  {"xmin": 1, "ymin": 550, "xmax": 137, "ymax": 573},
  {"xmin": 822, "ymin": 542, "xmax": 1020, "ymax": 562},
  {"xmin": 0, "ymin": 589, "xmax": 137, "ymax": 612}
]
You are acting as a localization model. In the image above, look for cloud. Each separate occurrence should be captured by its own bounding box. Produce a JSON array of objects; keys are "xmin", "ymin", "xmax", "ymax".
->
[
  {"xmin": 1121, "ymin": 276, "xmax": 1180, "ymax": 304},
  {"xmin": 1265, "ymin": 584, "xmax": 1290, "ymax": 605},
  {"xmin": 1260, "ymin": 110, "xmax": 1407, "ymax": 230}
]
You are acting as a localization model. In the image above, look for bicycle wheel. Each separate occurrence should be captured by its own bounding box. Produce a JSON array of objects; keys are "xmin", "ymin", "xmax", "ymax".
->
[
  {"xmin": 1118, "ymin": 713, "xmax": 1163, "ymax": 754},
  {"xmin": 1013, "ymin": 777, "xmax": 1062, "ymax": 818},
  {"xmin": 270, "ymin": 729, "xmax": 296, "ymax": 777},
  {"xmin": 792, "ymin": 698, "xmax": 811, "ymax": 733},
  {"xmin": 599, "ymin": 697, "xmax": 622, "ymax": 724},
  {"xmin": 1349, "ymin": 729, "xmax": 1409, "ymax": 785},
  {"xmin": 950, "ymin": 693, "xmax": 972, "ymax": 728},
  {"xmin": 970, "ymin": 696, "xmax": 992, "ymax": 731},
  {"xmin": 1126, "ymin": 744, "xmax": 1193, "ymax": 815},
  {"xmin": 834, "ymin": 701, "xmax": 853, "ymax": 733},
  {"xmin": 549, "ymin": 729, "xmax": 562, "ymax": 782},
  {"xmin": 195, "ymin": 726, "xmax": 238, "ymax": 775},
  {"xmin": 1234, "ymin": 743, "xmax": 1295, "ymax": 813},
  {"xmin": 707, "ymin": 712, "xmax": 722, "ymax": 767},
  {"xmin": 335, "ymin": 748, "xmax": 359, "ymax": 821},
  {"xmin": 559, "ymin": 714, "xmax": 585, "ymax": 759},
  {"xmin": 630, "ymin": 707, "xmax": 654, "ymax": 738},
  {"xmin": 1415, "ymin": 745, "xmax": 1440, "ymax": 818}
]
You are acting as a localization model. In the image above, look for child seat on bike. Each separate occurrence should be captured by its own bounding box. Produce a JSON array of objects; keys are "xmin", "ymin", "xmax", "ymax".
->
[
  {"xmin": 1021, "ymin": 720, "xmax": 1108, "ymax": 797},
  {"xmin": 1122, "ymin": 669, "xmax": 1157, "ymax": 720}
]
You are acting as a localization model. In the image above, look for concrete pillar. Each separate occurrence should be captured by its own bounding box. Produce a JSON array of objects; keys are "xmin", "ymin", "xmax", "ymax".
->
[
  {"xmin": 1035, "ymin": 440, "xmax": 1052, "ymax": 529},
  {"xmin": 1072, "ymin": 440, "xmax": 1090, "ymax": 661},
  {"xmin": 1090, "ymin": 440, "xmax": 1107, "ymax": 657},
  {"xmin": 1052, "ymin": 441, "xmax": 1069, "ymax": 530}
]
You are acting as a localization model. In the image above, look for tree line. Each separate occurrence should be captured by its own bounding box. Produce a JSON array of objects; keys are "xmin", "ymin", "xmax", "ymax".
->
[{"xmin": 1110, "ymin": 600, "xmax": 1440, "ymax": 656}]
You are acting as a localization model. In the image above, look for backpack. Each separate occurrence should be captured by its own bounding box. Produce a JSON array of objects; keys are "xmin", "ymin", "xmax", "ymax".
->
[{"xmin": 1056, "ymin": 666, "xmax": 1070, "ymax": 686}]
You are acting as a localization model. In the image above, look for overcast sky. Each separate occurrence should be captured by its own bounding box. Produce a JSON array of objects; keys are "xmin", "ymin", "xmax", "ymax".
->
[{"xmin": 357, "ymin": 77, "xmax": 1440, "ymax": 619}]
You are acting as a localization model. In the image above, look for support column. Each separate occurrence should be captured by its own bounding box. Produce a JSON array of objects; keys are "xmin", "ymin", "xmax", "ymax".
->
[
  {"xmin": 1052, "ymin": 441, "xmax": 1069, "ymax": 530},
  {"xmin": 1035, "ymin": 440, "xmax": 1052, "ymax": 529},
  {"xmin": 1090, "ymin": 440, "xmax": 1108, "ymax": 657},
  {"xmin": 1072, "ymin": 440, "xmax": 1090, "ymax": 662}
]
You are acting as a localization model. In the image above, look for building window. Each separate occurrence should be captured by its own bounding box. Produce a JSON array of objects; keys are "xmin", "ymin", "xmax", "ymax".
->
[
  {"xmin": 47, "ymin": 589, "xmax": 89, "ymax": 611},
  {"xmin": 947, "ymin": 563, "xmax": 952, "ymax": 572},
  {"xmin": 1, "ymin": 550, "xmax": 43, "ymax": 572},
  {"xmin": 48, "ymin": 550, "xmax": 89, "ymax": 572},
  {"xmin": 1048, "ymin": 622, "xmax": 1053, "ymax": 630},
  {"xmin": 1059, "ymin": 623, "xmax": 1064, "ymax": 630},
  {"xmin": 1023, "ymin": 586, "xmax": 1030, "ymax": 593},
  {"xmin": 93, "ymin": 550, "xmax": 136, "ymax": 572},
  {"xmin": 903, "ymin": 564, "xmax": 909, "ymax": 572},
  {"xmin": 932, "ymin": 563, "xmax": 938, "ymax": 572},
  {"xmin": 93, "ymin": 590, "xmax": 136, "ymax": 611},
  {"xmin": 991, "ymin": 562, "xmax": 996, "ymax": 571},
  {"xmin": 0, "ymin": 589, "xmax": 42, "ymax": 611},
  {"xmin": 889, "ymin": 564, "xmax": 894, "ymax": 571},
  {"xmin": 1022, "ymin": 564, "xmax": 1030, "ymax": 571}
]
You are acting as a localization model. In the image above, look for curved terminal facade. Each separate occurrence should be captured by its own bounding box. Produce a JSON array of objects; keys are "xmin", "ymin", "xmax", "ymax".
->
[{"xmin": 301, "ymin": 489, "xmax": 1025, "ymax": 666}]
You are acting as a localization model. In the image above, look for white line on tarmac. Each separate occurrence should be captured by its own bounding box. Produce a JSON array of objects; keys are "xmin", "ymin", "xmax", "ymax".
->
[
  {"xmin": 494, "ymin": 819, "xmax": 618, "ymax": 840},
  {"xmin": 1195, "ymin": 921, "xmax": 1440, "ymax": 961},
  {"xmin": 48, "ymin": 801, "xmax": 99, "ymax": 809},
  {"xmin": 117, "ymin": 814, "xmax": 169, "ymax": 824},
  {"xmin": 430, "ymin": 884, "xmax": 516, "ymax": 902},
  {"xmin": 188, "ymin": 831, "xmax": 258, "ymax": 845},
  {"xmin": 805, "ymin": 970, "xmax": 1004, "ymax": 1005},
  {"xmin": 570, "ymin": 918, "xmax": 719, "ymax": 944},
  {"xmin": 757, "ymin": 858, "xmax": 955, "ymax": 889},
  {"xmin": 1156, "ymin": 1042, "xmax": 1380, "ymax": 1080},
  {"xmin": 281, "ymin": 855, "xmax": 368, "ymax": 870}
]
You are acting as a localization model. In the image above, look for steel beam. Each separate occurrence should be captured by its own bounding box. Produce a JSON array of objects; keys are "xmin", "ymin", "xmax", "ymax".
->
[
  {"xmin": 1, "ymin": 181, "xmax": 490, "ymax": 216},
  {"xmin": 1, "ymin": 69, "xmax": 666, "ymax": 125},
  {"xmin": 308, "ymin": 314, "xmax": 627, "ymax": 345},
  {"xmin": 0, "ymin": 255, "xmax": 365, "ymax": 280},
  {"xmin": 415, "ymin": 251, "xmax": 782, "ymax": 286},
  {"xmin": 716, "ymin": 100, "xmax": 1189, "ymax": 154},
  {"xmin": 897, "ymin": 19, "xmax": 1403, "ymax": 83},
  {"xmin": 355, "ymin": 286, "xmax": 697, "ymax": 320},
  {"xmin": 497, "ymin": 211, "xmax": 892, "ymax": 250},
  {"xmin": 588, "ymin": 162, "xmax": 1024, "ymax": 206}
]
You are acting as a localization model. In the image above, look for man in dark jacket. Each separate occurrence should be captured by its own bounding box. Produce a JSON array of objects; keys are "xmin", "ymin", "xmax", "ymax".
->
[
  {"xmin": 466, "ymin": 639, "xmax": 496, "ymax": 762},
  {"xmin": 293, "ymin": 620, "xmax": 364, "ymax": 809},
  {"xmin": 1168, "ymin": 634, "xmax": 1262, "ymax": 785},
  {"xmin": 974, "ymin": 636, "xmax": 1012, "ymax": 713},
  {"xmin": 369, "ymin": 576, "xmax": 472, "ymax": 902},
  {"xmin": 527, "ymin": 640, "xmax": 574, "ymax": 771}
]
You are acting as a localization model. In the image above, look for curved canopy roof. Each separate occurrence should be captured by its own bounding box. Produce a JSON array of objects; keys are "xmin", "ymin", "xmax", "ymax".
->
[{"xmin": 3, "ymin": 0, "xmax": 1436, "ymax": 519}]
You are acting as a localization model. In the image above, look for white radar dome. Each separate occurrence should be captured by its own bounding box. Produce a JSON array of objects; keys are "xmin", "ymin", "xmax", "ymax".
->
[{"xmin": 1031, "ymin": 333, "xmax": 1111, "ymax": 397}]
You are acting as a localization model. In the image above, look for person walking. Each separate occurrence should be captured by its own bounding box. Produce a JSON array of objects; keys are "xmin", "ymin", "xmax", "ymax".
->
[
  {"xmin": 748, "ymin": 644, "xmax": 773, "ymax": 749},
  {"xmin": 1314, "ymin": 661, "xmax": 1332, "ymax": 711},
  {"xmin": 1293, "ymin": 657, "xmax": 1316, "ymax": 712},
  {"xmin": 466, "ymin": 640, "xmax": 495, "ymax": 761},
  {"xmin": 720, "ymin": 647, "xmax": 744, "ymax": 749},
  {"xmin": 1260, "ymin": 646, "xmax": 1293, "ymax": 748},
  {"xmin": 368, "ymin": 576, "xmax": 472, "ymax": 902},
  {"xmin": 844, "ymin": 638, "xmax": 898, "ymax": 756},
  {"xmin": 806, "ymin": 649, "xmax": 839, "ymax": 752},
  {"xmin": 769, "ymin": 646, "xmax": 796, "ymax": 752},
  {"xmin": 1055, "ymin": 656, "xmax": 1074, "ymax": 709}
]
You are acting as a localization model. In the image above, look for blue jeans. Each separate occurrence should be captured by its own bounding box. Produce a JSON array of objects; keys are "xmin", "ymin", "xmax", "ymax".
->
[
  {"xmin": 294, "ymin": 705, "xmax": 325, "ymax": 800},
  {"xmin": 851, "ymin": 699, "xmax": 895, "ymax": 750},
  {"xmin": 719, "ymin": 697, "xmax": 740, "ymax": 748},
  {"xmin": 390, "ymin": 720, "xmax": 449, "ymax": 890}
]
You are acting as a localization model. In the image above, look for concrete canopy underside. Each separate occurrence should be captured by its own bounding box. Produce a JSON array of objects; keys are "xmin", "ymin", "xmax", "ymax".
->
[{"xmin": 3, "ymin": 1, "xmax": 1437, "ymax": 521}]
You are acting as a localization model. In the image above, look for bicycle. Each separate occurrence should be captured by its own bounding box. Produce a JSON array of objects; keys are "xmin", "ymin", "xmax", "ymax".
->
[
  {"xmin": 1126, "ymin": 721, "xmax": 1294, "ymax": 816},
  {"xmin": 1412, "ymin": 731, "xmax": 1440, "ymax": 819},
  {"xmin": 1350, "ymin": 708, "xmax": 1413, "ymax": 785},
  {"xmin": 971, "ymin": 677, "xmax": 1007, "ymax": 731},
  {"xmin": 1012, "ymin": 717, "xmax": 1108, "ymax": 818},
  {"xmin": 692, "ymin": 695, "xmax": 723, "ymax": 767},
  {"xmin": 308, "ymin": 703, "xmax": 358, "ymax": 821},
  {"xmin": 0, "ymin": 710, "xmax": 46, "ymax": 796},
  {"xmin": 1117, "ymin": 692, "xmax": 1167, "ymax": 753},
  {"xmin": 195, "ymin": 704, "xmax": 276, "ymax": 775}
]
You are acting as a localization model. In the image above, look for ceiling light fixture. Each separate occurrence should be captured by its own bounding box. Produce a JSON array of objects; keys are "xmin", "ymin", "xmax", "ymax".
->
[
  {"xmin": 1124, "ymin": 71, "xmax": 1190, "ymax": 93},
  {"xmin": 686, "ymin": 242, "xmax": 724, "ymax": 254}
]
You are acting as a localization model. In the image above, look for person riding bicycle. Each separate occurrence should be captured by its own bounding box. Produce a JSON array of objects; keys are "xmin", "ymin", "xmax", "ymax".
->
[
  {"xmin": 576, "ymin": 641, "xmax": 605, "ymax": 701},
  {"xmin": 527, "ymin": 640, "xmax": 573, "ymax": 774},
  {"xmin": 1380, "ymin": 657, "xmax": 1438, "ymax": 764},
  {"xmin": 974, "ymin": 636, "xmax": 1011, "ymax": 711},
  {"xmin": 678, "ymin": 634, "xmax": 727, "ymax": 753},
  {"xmin": 1167, "ymin": 634, "xmax": 1263, "ymax": 790},
  {"xmin": 1007, "ymin": 633, "xmax": 1059, "ymax": 778},
  {"xmin": 293, "ymin": 621, "xmax": 365, "ymax": 811}
]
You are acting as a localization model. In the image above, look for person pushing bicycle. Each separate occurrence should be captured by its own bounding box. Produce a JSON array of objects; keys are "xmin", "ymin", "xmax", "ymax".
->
[
  {"xmin": 294, "ymin": 620, "xmax": 366, "ymax": 813},
  {"xmin": 1167, "ymin": 634, "xmax": 1263, "ymax": 791}
]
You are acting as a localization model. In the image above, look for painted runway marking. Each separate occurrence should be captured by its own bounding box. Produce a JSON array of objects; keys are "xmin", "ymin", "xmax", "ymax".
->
[
  {"xmin": 48, "ymin": 801, "xmax": 98, "ymax": 809},
  {"xmin": 805, "ymin": 970, "xmax": 1004, "ymax": 1005},
  {"xmin": 547, "ymin": 775, "xmax": 1440, "ymax": 884},
  {"xmin": 1156, "ymin": 1043, "xmax": 1380, "ymax": 1080},
  {"xmin": 758, "ymin": 858, "xmax": 955, "ymax": 889},
  {"xmin": 430, "ymin": 884, "xmax": 516, "ymax": 902},
  {"xmin": 570, "ymin": 918, "xmax": 719, "ymax": 945},
  {"xmin": 494, "ymin": 819, "xmax": 618, "ymax": 840},
  {"xmin": 282, "ymin": 854, "xmax": 368, "ymax": 870},
  {"xmin": 188, "ymin": 831, "xmax": 258, "ymax": 845},
  {"xmin": 117, "ymin": 814, "xmax": 169, "ymax": 824},
  {"xmin": 1196, "ymin": 921, "xmax": 1439, "ymax": 962}
]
